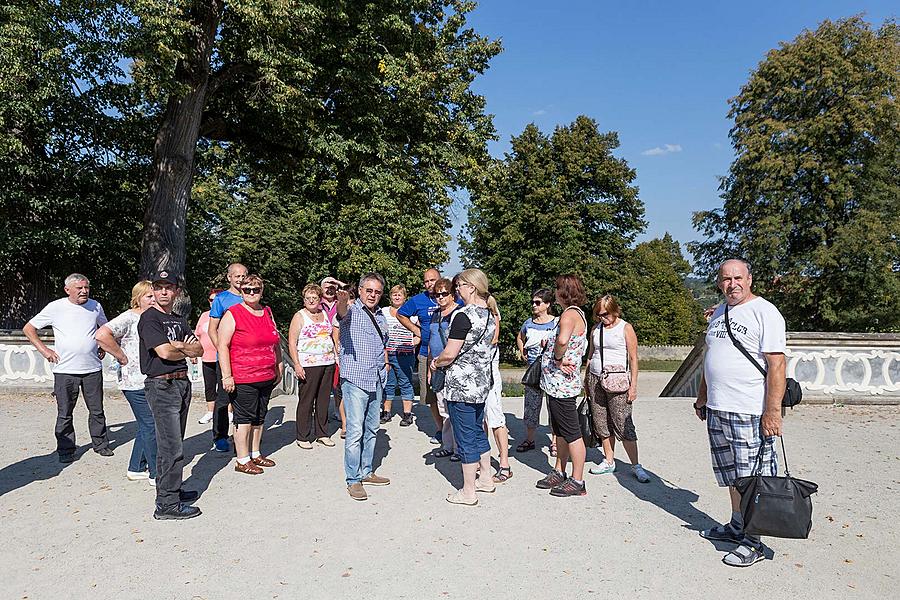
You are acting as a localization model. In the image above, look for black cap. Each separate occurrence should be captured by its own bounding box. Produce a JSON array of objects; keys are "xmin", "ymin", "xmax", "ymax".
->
[{"xmin": 151, "ymin": 270, "xmax": 179, "ymax": 285}]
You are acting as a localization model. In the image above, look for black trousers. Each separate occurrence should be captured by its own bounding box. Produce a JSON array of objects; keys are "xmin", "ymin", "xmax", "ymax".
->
[
  {"xmin": 212, "ymin": 362, "xmax": 229, "ymax": 442},
  {"xmin": 201, "ymin": 361, "xmax": 217, "ymax": 404},
  {"xmin": 296, "ymin": 364, "xmax": 336, "ymax": 441},
  {"xmin": 53, "ymin": 371, "xmax": 108, "ymax": 455},
  {"xmin": 145, "ymin": 377, "xmax": 191, "ymax": 510}
]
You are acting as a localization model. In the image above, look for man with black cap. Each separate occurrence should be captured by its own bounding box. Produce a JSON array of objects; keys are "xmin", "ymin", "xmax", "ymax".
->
[{"xmin": 138, "ymin": 270, "xmax": 204, "ymax": 520}]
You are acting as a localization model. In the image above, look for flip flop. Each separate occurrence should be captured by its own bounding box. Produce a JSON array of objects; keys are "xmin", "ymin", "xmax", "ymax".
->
[{"xmin": 446, "ymin": 491, "xmax": 478, "ymax": 506}]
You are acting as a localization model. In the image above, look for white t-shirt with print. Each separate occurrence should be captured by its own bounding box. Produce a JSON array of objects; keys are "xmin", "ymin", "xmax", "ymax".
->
[
  {"xmin": 103, "ymin": 310, "xmax": 145, "ymax": 391},
  {"xmin": 703, "ymin": 296, "xmax": 787, "ymax": 415},
  {"xmin": 28, "ymin": 297, "xmax": 108, "ymax": 374}
]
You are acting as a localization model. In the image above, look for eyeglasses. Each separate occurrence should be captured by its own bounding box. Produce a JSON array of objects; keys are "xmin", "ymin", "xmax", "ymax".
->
[
  {"xmin": 598, "ymin": 312, "xmax": 609, "ymax": 318},
  {"xmin": 363, "ymin": 288, "xmax": 383, "ymax": 296},
  {"xmin": 455, "ymin": 281, "xmax": 472, "ymax": 290},
  {"xmin": 208, "ymin": 297, "xmax": 216, "ymax": 303},
  {"xmin": 532, "ymin": 300, "xmax": 544, "ymax": 305},
  {"xmin": 241, "ymin": 287, "xmax": 262, "ymax": 295},
  {"xmin": 304, "ymin": 296, "xmax": 320, "ymax": 302},
  {"xmin": 434, "ymin": 291, "xmax": 451, "ymax": 298}
]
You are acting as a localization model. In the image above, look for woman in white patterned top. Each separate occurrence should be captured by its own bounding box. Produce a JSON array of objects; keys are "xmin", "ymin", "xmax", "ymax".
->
[
  {"xmin": 431, "ymin": 269, "xmax": 497, "ymax": 505},
  {"xmin": 289, "ymin": 283, "xmax": 341, "ymax": 449},
  {"xmin": 95, "ymin": 281, "xmax": 158, "ymax": 484}
]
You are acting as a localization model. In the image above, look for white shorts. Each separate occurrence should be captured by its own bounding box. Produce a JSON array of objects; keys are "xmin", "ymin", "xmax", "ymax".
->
[{"xmin": 484, "ymin": 353, "xmax": 505, "ymax": 429}]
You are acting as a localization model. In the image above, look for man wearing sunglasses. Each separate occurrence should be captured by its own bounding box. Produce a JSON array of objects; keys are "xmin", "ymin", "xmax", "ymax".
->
[
  {"xmin": 336, "ymin": 273, "xmax": 391, "ymax": 501},
  {"xmin": 207, "ymin": 262, "xmax": 248, "ymax": 453}
]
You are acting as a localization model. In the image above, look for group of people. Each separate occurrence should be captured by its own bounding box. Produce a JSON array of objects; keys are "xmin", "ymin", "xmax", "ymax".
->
[{"xmin": 24, "ymin": 258, "xmax": 787, "ymax": 568}]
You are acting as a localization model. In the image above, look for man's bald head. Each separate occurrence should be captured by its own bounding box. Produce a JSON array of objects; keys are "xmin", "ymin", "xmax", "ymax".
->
[
  {"xmin": 717, "ymin": 259, "xmax": 754, "ymax": 306},
  {"xmin": 227, "ymin": 263, "xmax": 247, "ymax": 276},
  {"xmin": 423, "ymin": 268, "xmax": 440, "ymax": 293},
  {"xmin": 226, "ymin": 263, "xmax": 248, "ymax": 292}
]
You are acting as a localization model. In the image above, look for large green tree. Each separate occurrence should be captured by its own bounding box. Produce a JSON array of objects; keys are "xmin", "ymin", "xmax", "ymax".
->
[
  {"xmin": 462, "ymin": 116, "xmax": 645, "ymax": 357},
  {"xmin": 691, "ymin": 16, "xmax": 900, "ymax": 332}
]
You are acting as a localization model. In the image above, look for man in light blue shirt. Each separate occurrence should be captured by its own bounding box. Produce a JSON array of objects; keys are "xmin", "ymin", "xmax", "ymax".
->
[{"xmin": 337, "ymin": 272, "xmax": 391, "ymax": 501}]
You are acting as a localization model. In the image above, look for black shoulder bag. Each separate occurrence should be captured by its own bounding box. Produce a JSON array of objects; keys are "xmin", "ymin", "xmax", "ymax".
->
[
  {"xmin": 521, "ymin": 344, "xmax": 546, "ymax": 389},
  {"xmin": 723, "ymin": 304, "xmax": 802, "ymax": 410},
  {"xmin": 734, "ymin": 435, "xmax": 818, "ymax": 538}
]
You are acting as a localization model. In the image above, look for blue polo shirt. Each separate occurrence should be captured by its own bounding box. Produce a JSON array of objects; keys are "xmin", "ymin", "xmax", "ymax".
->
[{"xmin": 210, "ymin": 290, "xmax": 242, "ymax": 319}]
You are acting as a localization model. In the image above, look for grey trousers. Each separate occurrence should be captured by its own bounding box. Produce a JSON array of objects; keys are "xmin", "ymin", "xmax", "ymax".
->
[
  {"xmin": 145, "ymin": 378, "xmax": 191, "ymax": 509},
  {"xmin": 53, "ymin": 371, "xmax": 108, "ymax": 455}
]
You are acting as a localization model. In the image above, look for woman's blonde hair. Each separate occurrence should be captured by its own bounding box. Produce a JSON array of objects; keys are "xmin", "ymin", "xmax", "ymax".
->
[
  {"xmin": 389, "ymin": 284, "xmax": 407, "ymax": 297},
  {"xmin": 303, "ymin": 283, "xmax": 323, "ymax": 299},
  {"xmin": 130, "ymin": 280, "xmax": 154, "ymax": 309},
  {"xmin": 593, "ymin": 294, "xmax": 622, "ymax": 321},
  {"xmin": 486, "ymin": 294, "xmax": 500, "ymax": 320},
  {"xmin": 457, "ymin": 268, "xmax": 490, "ymax": 300}
]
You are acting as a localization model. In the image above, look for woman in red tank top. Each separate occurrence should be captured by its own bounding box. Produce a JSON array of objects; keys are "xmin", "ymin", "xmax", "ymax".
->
[{"xmin": 217, "ymin": 275, "xmax": 284, "ymax": 475}]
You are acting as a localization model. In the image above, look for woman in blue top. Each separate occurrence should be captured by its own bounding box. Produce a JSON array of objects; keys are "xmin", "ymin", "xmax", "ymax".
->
[
  {"xmin": 515, "ymin": 288, "xmax": 558, "ymax": 453},
  {"xmin": 427, "ymin": 278, "xmax": 459, "ymax": 459}
]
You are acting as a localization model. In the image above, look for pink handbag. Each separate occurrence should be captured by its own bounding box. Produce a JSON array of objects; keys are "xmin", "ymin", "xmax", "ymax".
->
[{"xmin": 597, "ymin": 324, "xmax": 630, "ymax": 393}]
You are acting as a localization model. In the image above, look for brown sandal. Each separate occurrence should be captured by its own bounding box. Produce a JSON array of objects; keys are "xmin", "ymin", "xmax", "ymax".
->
[
  {"xmin": 252, "ymin": 455, "xmax": 275, "ymax": 467},
  {"xmin": 492, "ymin": 467, "xmax": 513, "ymax": 483},
  {"xmin": 235, "ymin": 460, "xmax": 263, "ymax": 475}
]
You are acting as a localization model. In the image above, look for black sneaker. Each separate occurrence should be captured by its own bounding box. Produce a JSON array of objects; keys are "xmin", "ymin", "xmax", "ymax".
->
[
  {"xmin": 549, "ymin": 477, "xmax": 587, "ymax": 497},
  {"xmin": 399, "ymin": 413, "xmax": 414, "ymax": 427},
  {"xmin": 59, "ymin": 453, "xmax": 76, "ymax": 464},
  {"xmin": 179, "ymin": 490, "xmax": 200, "ymax": 503},
  {"xmin": 94, "ymin": 447, "xmax": 114, "ymax": 457},
  {"xmin": 379, "ymin": 411, "xmax": 391, "ymax": 424},
  {"xmin": 536, "ymin": 470, "xmax": 567, "ymax": 489},
  {"xmin": 154, "ymin": 503, "xmax": 202, "ymax": 520}
]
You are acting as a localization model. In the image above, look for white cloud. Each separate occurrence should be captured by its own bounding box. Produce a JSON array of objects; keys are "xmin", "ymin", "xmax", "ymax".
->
[
  {"xmin": 641, "ymin": 143, "xmax": 683, "ymax": 156},
  {"xmin": 532, "ymin": 109, "xmax": 547, "ymax": 116}
]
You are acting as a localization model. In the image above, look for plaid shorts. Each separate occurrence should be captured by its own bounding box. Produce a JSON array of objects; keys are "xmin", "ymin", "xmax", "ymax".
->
[{"xmin": 707, "ymin": 409, "xmax": 777, "ymax": 487}]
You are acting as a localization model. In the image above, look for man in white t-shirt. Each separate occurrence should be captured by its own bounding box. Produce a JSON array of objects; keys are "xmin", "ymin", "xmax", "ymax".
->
[
  {"xmin": 693, "ymin": 259, "xmax": 786, "ymax": 567},
  {"xmin": 23, "ymin": 273, "xmax": 111, "ymax": 463}
]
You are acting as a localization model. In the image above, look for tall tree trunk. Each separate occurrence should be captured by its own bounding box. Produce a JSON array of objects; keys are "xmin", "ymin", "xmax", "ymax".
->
[{"xmin": 139, "ymin": 0, "xmax": 224, "ymax": 282}]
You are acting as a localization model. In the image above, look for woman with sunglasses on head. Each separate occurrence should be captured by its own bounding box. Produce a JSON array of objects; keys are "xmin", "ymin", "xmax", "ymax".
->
[
  {"xmin": 194, "ymin": 288, "xmax": 224, "ymax": 424},
  {"xmin": 289, "ymin": 283, "xmax": 341, "ymax": 449},
  {"xmin": 431, "ymin": 269, "xmax": 497, "ymax": 505},
  {"xmin": 536, "ymin": 274, "xmax": 590, "ymax": 497},
  {"xmin": 217, "ymin": 275, "xmax": 283, "ymax": 475},
  {"xmin": 515, "ymin": 288, "xmax": 558, "ymax": 453},
  {"xmin": 427, "ymin": 278, "xmax": 460, "ymax": 460},
  {"xmin": 584, "ymin": 295, "xmax": 649, "ymax": 482}
]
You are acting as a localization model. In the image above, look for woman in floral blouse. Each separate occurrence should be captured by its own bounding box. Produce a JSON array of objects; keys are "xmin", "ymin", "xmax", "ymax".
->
[{"xmin": 289, "ymin": 283, "xmax": 341, "ymax": 449}]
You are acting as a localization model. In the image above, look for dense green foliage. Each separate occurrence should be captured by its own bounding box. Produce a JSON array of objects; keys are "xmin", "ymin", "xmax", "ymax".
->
[
  {"xmin": 0, "ymin": 1, "xmax": 500, "ymax": 326},
  {"xmin": 691, "ymin": 16, "xmax": 900, "ymax": 332},
  {"xmin": 462, "ymin": 117, "xmax": 704, "ymax": 356}
]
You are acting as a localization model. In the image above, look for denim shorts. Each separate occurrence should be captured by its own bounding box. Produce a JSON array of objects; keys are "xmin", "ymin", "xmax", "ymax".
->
[{"xmin": 447, "ymin": 401, "xmax": 490, "ymax": 464}]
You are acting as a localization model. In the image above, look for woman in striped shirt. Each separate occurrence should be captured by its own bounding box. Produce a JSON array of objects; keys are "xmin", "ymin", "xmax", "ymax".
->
[{"xmin": 380, "ymin": 284, "xmax": 420, "ymax": 425}]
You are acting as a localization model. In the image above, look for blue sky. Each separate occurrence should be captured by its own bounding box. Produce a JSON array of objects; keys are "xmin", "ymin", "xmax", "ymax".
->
[{"xmin": 444, "ymin": 0, "xmax": 897, "ymax": 273}]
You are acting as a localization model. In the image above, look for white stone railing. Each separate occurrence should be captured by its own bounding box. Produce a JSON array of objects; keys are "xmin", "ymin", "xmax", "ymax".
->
[
  {"xmin": 661, "ymin": 332, "xmax": 900, "ymax": 403},
  {"xmin": 0, "ymin": 331, "xmax": 298, "ymax": 397}
]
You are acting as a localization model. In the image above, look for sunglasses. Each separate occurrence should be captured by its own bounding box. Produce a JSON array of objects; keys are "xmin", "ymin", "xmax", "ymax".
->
[
  {"xmin": 434, "ymin": 291, "xmax": 451, "ymax": 299},
  {"xmin": 532, "ymin": 300, "xmax": 544, "ymax": 305},
  {"xmin": 241, "ymin": 287, "xmax": 262, "ymax": 295},
  {"xmin": 598, "ymin": 312, "xmax": 610, "ymax": 318},
  {"xmin": 208, "ymin": 297, "xmax": 216, "ymax": 303}
]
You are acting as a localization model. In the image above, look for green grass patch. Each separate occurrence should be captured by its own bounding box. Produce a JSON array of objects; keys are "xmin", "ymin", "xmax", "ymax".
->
[{"xmin": 639, "ymin": 358, "xmax": 682, "ymax": 372}]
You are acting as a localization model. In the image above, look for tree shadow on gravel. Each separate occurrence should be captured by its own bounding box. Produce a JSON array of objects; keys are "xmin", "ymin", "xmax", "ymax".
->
[
  {"xmin": 182, "ymin": 406, "xmax": 295, "ymax": 495},
  {"xmin": 421, "ymin": 449, "xmax": 463, "ymax": 489},
  {"xmin": 503, "ymin": 412, "xmax": 556, "ymax": 476}
]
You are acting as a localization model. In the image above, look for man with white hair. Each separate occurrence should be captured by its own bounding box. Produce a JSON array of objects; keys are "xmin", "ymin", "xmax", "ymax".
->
[
  {"xmin": 23, "ymin": 273, "xmax": 111, "ymax": 463},
  {"xmin": 694, "ymin": 258, "xmax": 786, "ymax": 567}
]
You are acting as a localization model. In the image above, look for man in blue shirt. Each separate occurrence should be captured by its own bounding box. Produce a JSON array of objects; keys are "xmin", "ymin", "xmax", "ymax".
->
[
  {"xmin": 207, "ymin": 262, "xmax": 247, "ymax": 452},
  {"xmin": 397, "ymin": 268, "xmax": 453, "ymax": 443},
  {"xmin": 337, "ymin": 273, "xmax": 391, "ymax": 501}
]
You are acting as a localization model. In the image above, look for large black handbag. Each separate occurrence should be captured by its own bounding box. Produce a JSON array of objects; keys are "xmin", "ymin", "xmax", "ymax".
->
[
  {"xmin": 724, "ymin": 304, "xmax": 802, "ymax": 409},
  {"xmin": 521, "ymin": 346, "xmax": 545, "ymax": 388},
  {"xmin": 576, "ymin": 398, "xmax": 599, "ymax": 448},
  {"xmin": 734, "ymin": 435, "xmax": 818, "ymax": 539}
]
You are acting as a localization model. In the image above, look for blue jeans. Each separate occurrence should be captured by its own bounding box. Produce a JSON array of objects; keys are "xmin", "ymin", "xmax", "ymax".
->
[
  {"xmin": 386, "ymin": 353, "xmax": 415, "ymax": 401},
  {"xmin": 447, "ymin": 401, "xmax": 490, "ymax": 464},
  {"xmin": 123, "ymin": 389, "xmax": 158, "ymax": 478},
  {"xmin": 341, "ymin": 379, "xmax": 382, "ymax": 485}
]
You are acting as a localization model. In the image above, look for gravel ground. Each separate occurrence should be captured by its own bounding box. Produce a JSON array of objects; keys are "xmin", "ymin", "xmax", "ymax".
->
[{"xmin": 0, "ymin": 373, "xmax": 897, "ymax": 599}]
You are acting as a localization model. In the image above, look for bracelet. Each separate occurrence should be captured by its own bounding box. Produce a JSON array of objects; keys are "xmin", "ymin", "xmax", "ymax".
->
[
  {"xmin": 222, "ymin": 375, "xmax": 233, "ymax": 380},
  {"xmin": 693, "ymin": 402, "xmax": 703, "ymax": 410}
]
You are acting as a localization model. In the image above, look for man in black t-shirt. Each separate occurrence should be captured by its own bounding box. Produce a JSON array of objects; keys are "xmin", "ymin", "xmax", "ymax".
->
[{"xmin": 138, "ymin": 270, "xmax": 204, "ymax": 520}]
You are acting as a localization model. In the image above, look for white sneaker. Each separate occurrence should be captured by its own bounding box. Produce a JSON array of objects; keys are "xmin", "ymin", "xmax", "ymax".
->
[
  {"xmin": 296, "ymin": 440, "xmax": 313, "ymax": 450},
  {"xmin": 198, "ymin": 411, "xmax": 214, "ymax": 425},
  {"xmin": 148, "ymin": 477, "xmax": 156, "ymax": 487},
  {"xmin": 632, "ymin": 464, "xmax": 650, "ymax": 483},
  {"xmin": 589, "ymin": 461, "xmax": 616, "ymax": 475},
  {"xmin": 127, "ymin": 470, "xmax": 149, "ymax": 481}
]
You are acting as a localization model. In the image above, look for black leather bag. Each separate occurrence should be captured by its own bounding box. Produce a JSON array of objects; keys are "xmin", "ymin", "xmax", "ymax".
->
[
  {"xmin": 521, "ymin": 347, "xmax": 545, "ymax": 388},
  {"xmin": 734, "ymin": 436, "xmax": 818, "ymax": 539},
  {"xmin": 724, "ymin": 304, "xmax": 802, "ymax": 409},
  {"xmin": 577, "ymin": 398, "xmax": 599, "ymax": 448}
]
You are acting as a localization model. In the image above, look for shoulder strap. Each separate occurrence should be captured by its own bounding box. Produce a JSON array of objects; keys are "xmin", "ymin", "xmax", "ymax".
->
[
  {"xmin": 358, "ymin": 304, "xmax": 388, "ymax": 349},
  {"xmin": 598, "ymin": 323, "xmax": 605, "ymax": 372},
  {"xmin": 724, "ymin": 304, "xmax": 767, "ymax": 377}
]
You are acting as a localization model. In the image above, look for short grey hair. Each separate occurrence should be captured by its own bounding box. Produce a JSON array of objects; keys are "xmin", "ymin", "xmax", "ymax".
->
[
  {"xmin": 718, "ymin": 258, "xmax": 753, "ymax": 278},
  {"xmin": 358, "ymin": 272, "xmax": 385, "ymax": 290},
  {"xmin": 64, "ymin": 273, "xmax": 89, "ymax": 286}
]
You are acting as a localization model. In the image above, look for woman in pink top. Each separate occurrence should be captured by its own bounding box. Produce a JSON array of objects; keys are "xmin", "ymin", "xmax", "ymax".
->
[
  {"xmin": 194, "ymin": 288, "xmax": 223, "ymax": 424},
  {"xmin": 217, "ymin": 275, "xmax": 284, "ymax": 475}
]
